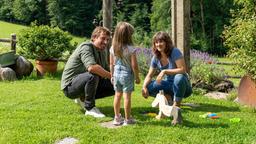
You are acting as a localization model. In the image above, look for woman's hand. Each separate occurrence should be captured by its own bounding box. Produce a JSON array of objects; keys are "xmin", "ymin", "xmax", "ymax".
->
[
  {"xmin": 142, "ymin": 87, "xmax": 149, "ymax": 99},
  {"xmin": 156, "ymin": 70, "xmax": 165, "ymax": 84}
]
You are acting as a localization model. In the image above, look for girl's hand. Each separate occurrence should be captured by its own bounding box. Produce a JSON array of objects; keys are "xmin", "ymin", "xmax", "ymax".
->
[
  {"xmin": 156, "ymin": 70, "xmax": 165, "ymax": 84},
  {"xmin": 142, "ymin": 87, "xmax": 149, "ymax": 99},
  {"xmin": 111, "ymin": 77, "xmax": 114, "ymax": 84},
  {"xmin": 135, "ymin": 77, "xmax": 141, "ymax": 84}
]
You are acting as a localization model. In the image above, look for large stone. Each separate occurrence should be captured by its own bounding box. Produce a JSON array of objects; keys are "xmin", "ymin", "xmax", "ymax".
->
[
  {"xmin": 100, "ymin": 121, "xmax": 123, "ymax": 129},
  {"xmin": 205, "ymin": 91, "xmax": 229, "ymax": 100},
  {"xmin": 55, "ymin": 137, "xmax": 79, "ymax": 144},
  {"xmin": 13, "ymin": 56, "xmax": 33, "ymax": 78},
  {"xmin": 214, "ymin": 79, "xmax": 234, "ymax": 92},
  {"xmin": 0, "ymin": 67, "xmax": 17, "ymax": 81}
]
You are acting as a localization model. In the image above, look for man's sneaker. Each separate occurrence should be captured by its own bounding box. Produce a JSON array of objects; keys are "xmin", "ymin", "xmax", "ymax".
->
[
  {"xmin": 85, "ymin": 107, "xmax": 105, "ymax": 118},
  {"xmin": 74, "ymin": 98, "xmax": 85, "ymax": 110},
  {"xmin": 113, "ymin": 114, "xmax": 124, "ymax": 126},
  {"xmin": 123, "ymin": 118, "xmax": 136, "ymax": 126}
]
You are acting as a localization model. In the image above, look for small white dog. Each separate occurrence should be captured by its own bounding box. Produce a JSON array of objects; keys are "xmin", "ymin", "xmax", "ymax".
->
[{"xmin": 152, "ymin": 90, "xmax": 182, "ymax": 125}]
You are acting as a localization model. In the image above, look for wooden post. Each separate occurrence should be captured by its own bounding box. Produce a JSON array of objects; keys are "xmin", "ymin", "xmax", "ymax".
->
[
  {"xmin": 11, "ymin": 34, "xmax": 16, "ymax": 54},
  {"xmin": 103, "ymin": 0, "xmax": 112, "ymax": 31},
  {"xmin": 171, "ymin": 0, "xmax": 190, "ymax": 72}
]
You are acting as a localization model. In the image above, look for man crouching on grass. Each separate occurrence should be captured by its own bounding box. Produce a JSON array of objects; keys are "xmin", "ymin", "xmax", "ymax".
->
[{"xmin": 61, "ymin": 26, "xmax": 114, "ymax": 118}]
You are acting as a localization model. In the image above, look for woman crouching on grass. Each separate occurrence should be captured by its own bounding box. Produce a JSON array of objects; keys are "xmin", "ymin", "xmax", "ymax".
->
[{"xmin": 142, "ymin": 31, "xmax": 192, "ymax": 125}]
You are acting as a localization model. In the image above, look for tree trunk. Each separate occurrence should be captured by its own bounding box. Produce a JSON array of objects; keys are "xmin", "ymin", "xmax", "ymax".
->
[{"xmin": 199, "ymin": 0, "xmax": 205, "ymax": 37}]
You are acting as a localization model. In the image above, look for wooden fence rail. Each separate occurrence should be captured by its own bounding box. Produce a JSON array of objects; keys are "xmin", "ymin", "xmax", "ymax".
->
[{"xmin": 0, "ymin": 34, "xmax": 17, "ymax": 54}]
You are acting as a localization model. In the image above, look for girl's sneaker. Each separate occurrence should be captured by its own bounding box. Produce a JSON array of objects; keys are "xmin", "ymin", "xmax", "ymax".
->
[
  {"xmin": 113, "ymin": 114, "xmax": 124, "ymax": 126},
  {"xmin": 123, "ymin": 118, "xmax": 136, "ymax": 126}
]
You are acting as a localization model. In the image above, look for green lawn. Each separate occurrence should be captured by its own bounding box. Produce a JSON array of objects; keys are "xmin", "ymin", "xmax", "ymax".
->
[
  {"xmin": 1, "ymin": 69, "xmax": 256, "ymax": 143},
  {"xmin": 1, "ymin": 20, "xmax": 256, "ymax": 144}
]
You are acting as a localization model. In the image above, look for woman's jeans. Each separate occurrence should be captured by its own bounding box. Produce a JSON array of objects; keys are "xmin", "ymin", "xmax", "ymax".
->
[
  {"xmin": 63, "ymin": 72, "xmax": 114, "ymax": 110},
  {"xmin": 147, "ymin": 74, "xmax": 192, "ymax": 102}
]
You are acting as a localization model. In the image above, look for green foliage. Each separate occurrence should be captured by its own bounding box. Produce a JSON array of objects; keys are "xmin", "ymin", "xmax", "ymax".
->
[
  {"xmin": 190, "ymin": 50, "xmax": 226, "ymax": 85},
  {"xmin": 227, "ymin": 89, "xmax": 238, "ymax": 101},
  {"xmin": 48, "ymin": 0, "xmax": 100, "ymax": 36},
  {"xmin": 191, "ymin": 0, "xmax": 235, "ymax": 55},
  {"xmin": 190, "ymin": 60, "xmax": 225, "ymax": 85},
  {"xmin": 190, "ymin": 33, "xmax": 209, "ymax": 52},
  {"xmin": 150, "ymin": 0, "xmax": 171, "ymax": 33},
  {"xmin": 18, "ymin": 23, "xmax": 74, "ymax": 60},
  {"xmin": 133, "ymin": 30, "xmax": 152, "ymax": 48},
  {"xmin": 112, "ymin": 2, "xmax": 151, "ymax": 47},
  {"xmin": 12, "ymin": 0, "xmax": 48, "ymax": 24},
  {"xmin": 0, "ymin": 0, "xmax": 14, "ymax": 21},
  {"xmin": 223, "ymin": 0, "xmax": 256, "ymax": 80}
]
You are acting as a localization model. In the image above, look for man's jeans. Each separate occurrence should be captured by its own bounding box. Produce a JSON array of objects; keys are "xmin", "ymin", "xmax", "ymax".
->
[
  {"xmin": 63, "ymin": 72, "xmax": 114, "ymax": 110},
  {"xmin": 147, "ymin": 74, "xmax": 192, "ymax": 102}
]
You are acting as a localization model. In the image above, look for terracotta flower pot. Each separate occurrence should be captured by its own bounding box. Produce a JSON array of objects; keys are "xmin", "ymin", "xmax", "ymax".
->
[
  {"xmin": 238, "ymin": 75, "xmax": 256, "ymax": 107},
  {"xmin": 35, "ymin": 60, "xmax": 58, "ymax": 76}
]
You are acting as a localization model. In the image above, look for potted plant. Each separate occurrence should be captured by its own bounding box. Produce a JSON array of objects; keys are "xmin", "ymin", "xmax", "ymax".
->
[
  {"xmin": 18, "ymin": 23, "xmax": 74, "ymax": 76},
  {"xmin": 223, "ymin": 0, "xmax": 256, "ymax": 106}
]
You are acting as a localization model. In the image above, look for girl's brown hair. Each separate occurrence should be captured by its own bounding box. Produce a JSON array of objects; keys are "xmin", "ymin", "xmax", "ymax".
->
[
  {"xmin": 152, "ymin": 32, "xmax": 174, "ymax": 59},
  {"xmin": 112, "ymin": 22, "xmax": 134, "ymax": 58}
]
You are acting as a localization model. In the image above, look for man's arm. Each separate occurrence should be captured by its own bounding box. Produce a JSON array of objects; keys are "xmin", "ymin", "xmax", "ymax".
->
[{"xmin": 88, "ymin": 64, "xmax": 111, "ymax": 79}]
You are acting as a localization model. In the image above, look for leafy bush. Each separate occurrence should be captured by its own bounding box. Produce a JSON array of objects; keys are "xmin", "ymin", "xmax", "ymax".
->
[
  {"xmin": 190, "ymin": 50, "xmax": 226, "ymax": 85},
  {"xmin": 223, "ymin": 0, "xmax": 256, "ymax": 80},
  {"xmin": 18, "ymin": 23, "xmax": 75, "ymax": 60}
]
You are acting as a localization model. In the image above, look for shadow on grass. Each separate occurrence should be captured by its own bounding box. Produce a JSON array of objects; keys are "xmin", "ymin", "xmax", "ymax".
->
[
  {"xmin": 87, "ymin": 105, "xmax": 232, "ymax": 128},
  {"xmin": 19, "ymin": 69, "xmax": 63, "ymax": 81},
  {"xmin": 184, "ymin": 102, "xmax": 240, "ymax": 113},
  {"xmin": 180, "ymin": 120, "xmax": 229, "ymax": 128}
]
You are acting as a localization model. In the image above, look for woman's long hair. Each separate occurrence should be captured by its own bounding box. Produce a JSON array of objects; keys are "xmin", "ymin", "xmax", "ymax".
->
[
  {"xmin": 112, "ymin": 22, "xmax": 134, "ymax": 58},
  {"xmin": 152, "ymin": 32, "xmax": 174, "ymax": 59}
]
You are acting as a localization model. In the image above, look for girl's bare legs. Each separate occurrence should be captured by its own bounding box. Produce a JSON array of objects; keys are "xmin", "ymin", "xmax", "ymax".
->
[
  {"xmin": 123, "ymin": 92, "xmax": 132, "ymax": 120},
  {"xmin": 114, "ymin": 91, "xmax": 122, "ymax": 117}
]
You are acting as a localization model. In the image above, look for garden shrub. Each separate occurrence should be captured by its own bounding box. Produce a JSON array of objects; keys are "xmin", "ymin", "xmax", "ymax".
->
[
  {"xmin": 18, "ymin": 22, "xmax": 75, "ymax": 60},
  {"xmin": 190, "ymin": 49, "xmax": 226, "ymax": 87},
  {"xmin": 223, "ymin": 0, "xmax": 256, "ymax": 80}
]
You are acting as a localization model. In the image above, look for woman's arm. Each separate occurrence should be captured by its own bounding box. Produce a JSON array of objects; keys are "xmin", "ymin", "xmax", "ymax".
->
[
  {"xmin": 142, "ymin": 67, "xmax": 156, "ymax": 98},
  {"xmin": 156, "ymin": 58, "xmax": 186, "ymax": 84}
]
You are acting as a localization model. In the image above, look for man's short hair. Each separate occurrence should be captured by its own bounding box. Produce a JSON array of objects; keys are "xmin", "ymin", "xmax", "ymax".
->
[{"xmin": 91, "ymin": 27, "xmax": 111, "ymax": 41}]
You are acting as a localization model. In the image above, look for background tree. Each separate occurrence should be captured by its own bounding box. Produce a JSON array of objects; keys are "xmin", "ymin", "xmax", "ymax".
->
[
  {"xmin": 190, "ymin": 0, "xmax": 235, "ymax": 55},
  {"xmin": 223, "ymin": 0, "xmax": 256, "ymax": 80},
  {"xmin": 12, "ymin": 0, "xmax": 49, "ymax": 25},
  {"xmin": 48, "ymin": 0, "xmax": 100, "ymax": 37},
  {"xmin": 150, "ymin": 0, "xmax": 171, "ymax": 33},
  {"xmin": 0, "ymin": 0, "xmax": 15, "ymax": 22}
]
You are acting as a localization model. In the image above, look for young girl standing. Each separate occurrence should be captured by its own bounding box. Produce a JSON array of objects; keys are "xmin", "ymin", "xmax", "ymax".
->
[{"xmin": 110, "ymin": 22, "xmax": 140, "ymax": 126}]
